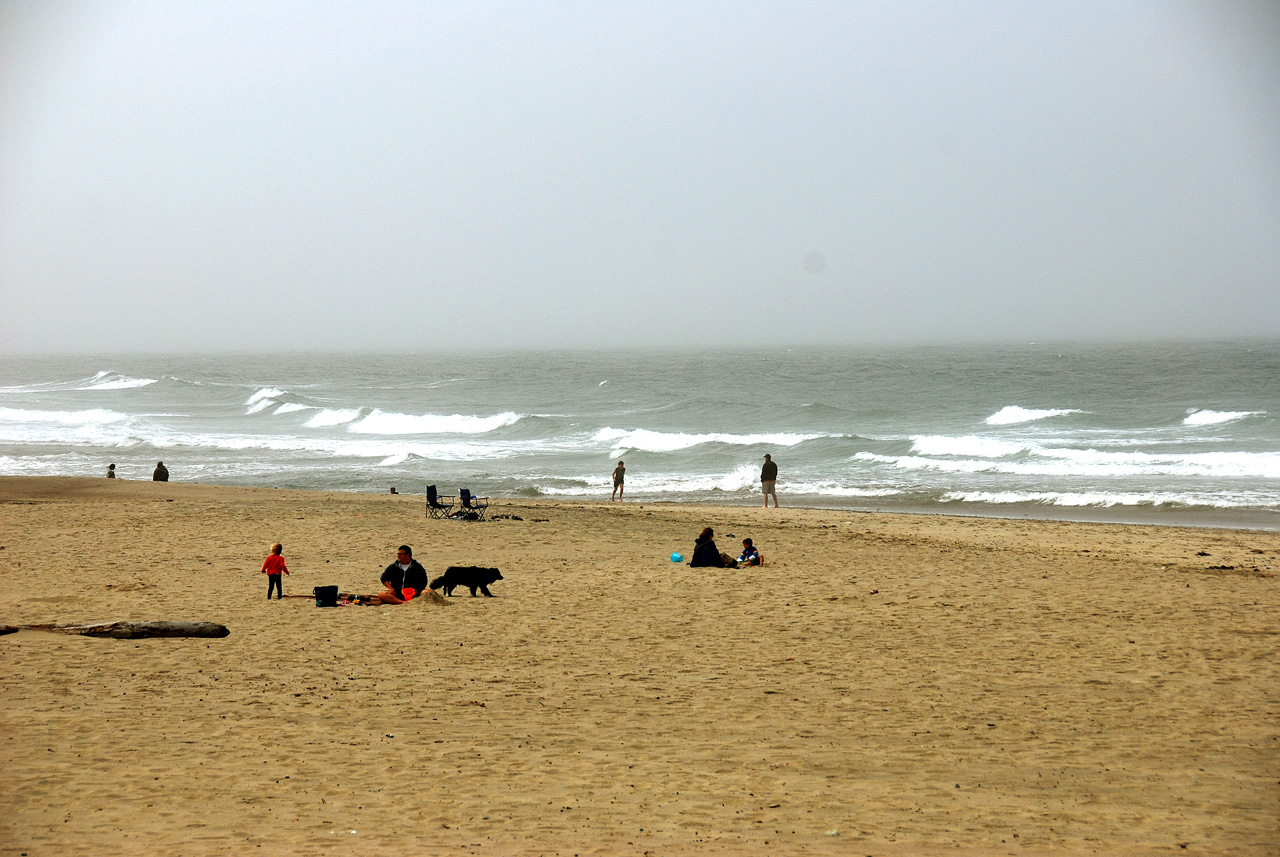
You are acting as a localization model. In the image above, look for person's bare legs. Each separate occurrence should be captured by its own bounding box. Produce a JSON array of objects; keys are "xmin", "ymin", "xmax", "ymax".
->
[{"xmin": 373, "ymin": 583, "xmax": 405, "ymax": 605}]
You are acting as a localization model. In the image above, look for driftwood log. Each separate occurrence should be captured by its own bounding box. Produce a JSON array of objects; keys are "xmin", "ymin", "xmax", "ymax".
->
[{"xmin": 17, "ymin": 621, "xmax": 229, "ymax": 639}]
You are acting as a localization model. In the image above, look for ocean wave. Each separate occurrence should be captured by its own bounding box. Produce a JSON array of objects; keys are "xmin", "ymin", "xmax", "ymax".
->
[
  {"xmin": 985, "ymin": 406, "xmax": 1083, "ymax": 425},
  {"xmin": 0, "ymin": 406, "xmax": 128, "ymax": 426},
  {"xmin": 246, "ymin": 387, "xmax": 286, "ymax": 406},
  {"xmin": 274, "ymin": 402, "xmax": 313, "ymax": 415},
  {"xmin": 75, "ymin": 371, "xmax": 158, "ymax": 391},
  {"xmin": 0, "ymin": 407, "xmax": 147, "ymax": 448},
  {"xmin": 305, "ymin": 408, "xmax": 363, "ymax": 428},
  {"xmin": 538, "ymin": 469, "xmax": 904, "ymax": 498},
  {"xmin": 1183, "ymin": 409, "xmax": 1264, "ymax": 427},
  {"xmin": 348, "ymin": 410, "xmax": 522, "ymax": 435},
  {"xmin": 910, "ymin": 435, "xmax": 1029, "ymax": 458},
  {"xmin": 595, "ymin": 427, "xmax": 822, "ymax": 454},
  {"xmin": 866, "ymin": 446, "xmax": 1280, "ymax": 479},
  {"xmin": 942, "ymin": 490, "xmax": 1278, "ymax": 510},
  {"xmin": 785, "ymin": 481, "xmax": 901, "ymax": 498}
]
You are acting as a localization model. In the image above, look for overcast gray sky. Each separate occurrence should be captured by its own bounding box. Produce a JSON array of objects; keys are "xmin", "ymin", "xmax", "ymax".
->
[{"xmin": 2, "ymin": 1, "xmax": 1278, "ymax": 353}]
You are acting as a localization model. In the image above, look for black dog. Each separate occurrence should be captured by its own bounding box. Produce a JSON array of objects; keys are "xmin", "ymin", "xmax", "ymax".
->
[{"xmin": 429, "ymin": 566, "xmax": 503, "ymax": 597}]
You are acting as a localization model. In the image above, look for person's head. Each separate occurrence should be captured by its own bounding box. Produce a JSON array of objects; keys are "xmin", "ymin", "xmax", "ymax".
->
[
  {"xmin": 397, "ymin": 545, "xmax": 413, "ymax": 562},
  {"xmin": 763, "ymin": 454, "xmax": 771, "ymax": 461},
  {"xmin": 108, "ymin": 463, "xmax": 115, "ymax": 469},
  {"xmin": 618, "ymin": 460, "xmax": 624, "ymax": 466},
  {"xmin": 271, "ymin": 543, "xmax": 283, "ymax": 555},
  {"xmin": 742, "ymin": 538, "xmax": 752, "ymax": 547},
  {"xmin": 699, "ymin": 527, "xmax": 713, "ymax": 540},
  {"xmin": 157, "ymin": 461, "xmax": 164, "ymax": 466}
]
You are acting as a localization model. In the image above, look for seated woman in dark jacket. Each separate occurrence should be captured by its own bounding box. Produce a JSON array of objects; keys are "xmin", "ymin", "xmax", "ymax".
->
[{"xmin": 689, "ymin": 527, "xmax": 731, "ymax": 568}]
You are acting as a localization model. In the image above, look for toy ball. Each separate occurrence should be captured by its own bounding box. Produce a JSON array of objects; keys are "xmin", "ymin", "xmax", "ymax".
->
[{"xmin": 670, "ymin": 552, "xmax": 683, "ymax": 563}]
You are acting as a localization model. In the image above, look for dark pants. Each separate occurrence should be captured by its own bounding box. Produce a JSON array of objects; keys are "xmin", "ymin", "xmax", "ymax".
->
[{"xmin": 267, "ymin": 574, "xmax": 283, "ymax": 599}]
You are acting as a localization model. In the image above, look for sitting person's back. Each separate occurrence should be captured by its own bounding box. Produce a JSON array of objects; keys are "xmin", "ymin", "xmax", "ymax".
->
[{"xmin": 689, "ymin": 527, "xmax": 726, "ymax": 568}]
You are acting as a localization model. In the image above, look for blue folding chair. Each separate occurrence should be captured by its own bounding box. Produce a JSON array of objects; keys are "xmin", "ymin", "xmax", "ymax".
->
[
  {"xmin": 458, "ymin": 488, "xmax": 489, "ymax": 521},
  {"xmin": 426, "ymin": 485, "xmax": 456, "ymax": 519}
]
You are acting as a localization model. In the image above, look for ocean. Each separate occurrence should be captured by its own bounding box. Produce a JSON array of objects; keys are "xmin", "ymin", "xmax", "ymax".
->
[{"xmin": 1, "ymin": 342, "xmax": 1277, "ymax": 529}]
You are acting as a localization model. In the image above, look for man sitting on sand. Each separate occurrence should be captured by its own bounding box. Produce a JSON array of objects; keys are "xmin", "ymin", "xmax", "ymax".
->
[{"xmin": 374, "ymin": 545, "xmax": 430, "ymax": 604}]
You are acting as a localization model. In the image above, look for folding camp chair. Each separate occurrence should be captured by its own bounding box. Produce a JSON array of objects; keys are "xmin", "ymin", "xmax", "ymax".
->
[
  {"xmin": 458, "ymin": 488, "xmax": 489, "ymax": 521},
  {"xmin": 426, "ymin": 485, "xmax": 456, "ymax": 519}
]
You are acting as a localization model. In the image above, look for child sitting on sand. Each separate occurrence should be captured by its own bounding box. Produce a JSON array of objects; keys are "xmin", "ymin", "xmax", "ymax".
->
[
  {"xmin": 261, "ymin": 543, "xmax": 289, "ymax": 600},
  {"xmin": 737, "ymin": 538, "xmax": 762, "ymax": 566}
]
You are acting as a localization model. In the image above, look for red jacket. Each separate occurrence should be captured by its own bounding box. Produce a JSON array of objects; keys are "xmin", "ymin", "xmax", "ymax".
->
[{"xmin": 261, "ymin": 555, "xmax": 289, "ymax": 575}]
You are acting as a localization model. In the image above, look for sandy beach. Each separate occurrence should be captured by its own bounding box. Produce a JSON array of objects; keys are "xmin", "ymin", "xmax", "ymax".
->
[{"xmin": 1, "ymin": 476, "xmax": 1276, "ymax": 856}]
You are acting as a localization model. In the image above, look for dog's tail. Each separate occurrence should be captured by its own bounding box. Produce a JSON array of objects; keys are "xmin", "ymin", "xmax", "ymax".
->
[{"xmin": 428, "ymin": 574, "xmax": 446, "ymax": 591}]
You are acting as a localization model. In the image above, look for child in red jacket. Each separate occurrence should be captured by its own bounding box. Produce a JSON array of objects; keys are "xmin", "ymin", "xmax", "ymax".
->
[{"xmin": 261, "ymin": 542, "xmax": 289, "ymax": 600}]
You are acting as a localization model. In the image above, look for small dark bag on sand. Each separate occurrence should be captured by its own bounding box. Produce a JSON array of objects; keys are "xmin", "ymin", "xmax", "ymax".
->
[{"xmin": 313, "ymin": 585, "xmax": 339, "ymax": 607}]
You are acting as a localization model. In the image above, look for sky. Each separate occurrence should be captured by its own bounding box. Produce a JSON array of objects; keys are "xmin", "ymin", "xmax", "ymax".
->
[{"xmin": 1, "ymin": 1, "xmax": 1278, "ymax": 353}]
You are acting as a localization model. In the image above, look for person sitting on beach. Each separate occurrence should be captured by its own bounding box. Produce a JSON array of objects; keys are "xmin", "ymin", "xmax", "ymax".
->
[
  {"xmin": 689, "ymin": 527, "xmax": 735, "ymax": 568},
  {"xmin": 737, "ymin": 538, "xmax": 761, "ymax": 566},
  {"xmin": 153, "ymin": 461, "xmax": 169, "ymax": 482},
  {"xmin": 106, "ymin": 463, "xmax": 116, "ymax": 479},
  {"xmin": 374, "ymin": 544, "xmax": 430, "ymax": 604}
]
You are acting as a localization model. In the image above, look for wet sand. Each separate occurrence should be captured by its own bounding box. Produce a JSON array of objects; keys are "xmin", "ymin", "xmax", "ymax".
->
[{"xmin": 1, "ymin": 477, "xmax": 1277, "ymax": 856}]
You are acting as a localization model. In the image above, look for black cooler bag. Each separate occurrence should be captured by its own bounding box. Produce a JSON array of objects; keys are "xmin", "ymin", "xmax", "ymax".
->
[{"xmin": 313, "ymin": 585, "xmax": 339, "ymax": 607}]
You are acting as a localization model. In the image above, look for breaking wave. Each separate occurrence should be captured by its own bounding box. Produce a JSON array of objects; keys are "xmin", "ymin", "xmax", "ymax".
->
[
  {"xmin": 985, "ymin": 406, "xmax": 1083, "ymax": 425},
  {"xmin": 1183, "ymin": 409, "xmax": 1264, "ymax": 427},
  {"xmin": 595, "ymin": 427, "xmax": 822, "ymax": 454},
  {"xmin": 348, "ymin": 410, "xmax": 522, "ymax": 435},
  {"xmin": 76, "ymin": 371, "xmax": 158, "ymax": 391}
]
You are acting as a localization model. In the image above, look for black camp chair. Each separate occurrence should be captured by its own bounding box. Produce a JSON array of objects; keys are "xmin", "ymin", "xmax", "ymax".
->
[
  {"xmin": 459, "ymin": 488, "xmax": 489, "ymax": 521},
  {"xmin": 426, "ymin": 485, "xmax": 456, "ymax": 519}
]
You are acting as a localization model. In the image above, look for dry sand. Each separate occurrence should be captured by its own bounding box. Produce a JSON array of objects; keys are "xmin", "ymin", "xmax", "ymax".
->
[{"xmin": 0, "ymin": 476, "xmax": 1276, "ymax": 856}]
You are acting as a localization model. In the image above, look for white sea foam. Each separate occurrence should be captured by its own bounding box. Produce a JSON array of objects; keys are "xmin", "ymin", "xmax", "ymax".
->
[
  {"xmin": 0, "ymin": 407, "xmax": 127, "ymax": 426},
  {"xmin": 246, "ymin": 387, "xmax": 286, "ymax": 405},
  {"xmin": 787, "ymin": 481, "xmax": 901, "ymax": 497},
  {"xmin": 1183, "ymin": 409, "xmax": 1263, "ymax": 426},
  {"xmin": 985, "ymin": 406, "xmax": 1083, "ymax": 425},
  {"xmin": 76, "ymin": 372, "xmax": 158, "ymax": 391},
  {"xmin": 595, "ymin": 427, "xmax": 821, "ymax": 454},
  {"xmin": 305, "ymin": 408, "xmax": 363, "ymax": 428},
  {"xmin": 0, "ymin": 407, "xmax": 143, "ymax": 448},
  {"xmin": 869, "ymin": 445, "xmax": 1280, "ymax": 479},
  {"xmin": 274, "ymin": 402, "xmax": 313, "ymax": 415},
  {"xmin": 348, "ymin": 410, "xmax": 521, "ymax": 435},
  {"xmin": 943, "ymin": 490, "xmax": 1277, "ymax": 510},
  {"xmin": 910, "ymin": 435, "xmax": 1028, "ymax": 458}
]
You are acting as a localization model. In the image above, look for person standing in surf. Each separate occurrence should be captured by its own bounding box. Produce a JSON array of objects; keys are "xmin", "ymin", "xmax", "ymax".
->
[
  {"xmin": 761, "ymin": 454, "xmax": 778, "ymax": 507},
  {"xmin": 611, "ymin": 460, "xmax": 625, "ymax": 501}
]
